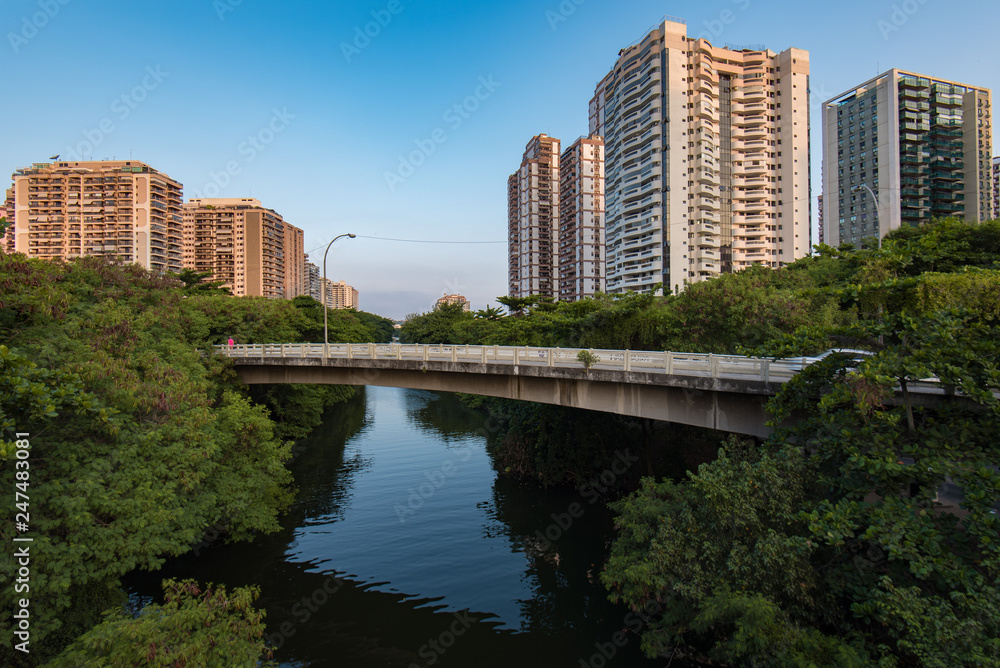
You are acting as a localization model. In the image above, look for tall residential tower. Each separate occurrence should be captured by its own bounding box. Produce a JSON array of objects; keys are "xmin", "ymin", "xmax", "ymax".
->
[
  {"xmin": 182, "ymin": 197, "xmax": 306, "ymax": 299},
  {"xmin": 590, "ymin": 18, "xmax": 811, "ymax": 294},
  {"xmin": 559, "ymin": 135, "xmax": 606, "ymax": 300},
  {"xmin": 822, "ymin": 70, "xmax": 993, "ymax": 246},
  {"xmin": 9, "ymin": 160, "xmax": 183, "ymax": 272},
  {"xmin": 508, "ymin": 134, "xmax": 561, "ymax": 299}
]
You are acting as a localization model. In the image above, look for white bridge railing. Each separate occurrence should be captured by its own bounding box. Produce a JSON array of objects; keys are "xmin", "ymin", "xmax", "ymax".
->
[{"xmin": 214, "ymin": 342, "xmax": 820, "ymax": 384}]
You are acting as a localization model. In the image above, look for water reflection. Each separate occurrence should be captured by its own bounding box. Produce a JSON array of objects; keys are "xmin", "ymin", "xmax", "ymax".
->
[{"xmin": 127, "ymin": 387, "xmax": 665, "ymax": 667}]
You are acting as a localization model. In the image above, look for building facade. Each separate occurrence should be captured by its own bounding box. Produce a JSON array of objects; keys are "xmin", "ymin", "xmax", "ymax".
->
[
  {"xmin": 1, "ymin": 188, "xmax": 13, "ymax": 254},
  {"xmin": 305, "ymin": 260, "xmax": 321, "ymax": 301},
  {"xmin": 436, "ymin": 293, "xmax": 471, "ymax": 311},
  {"xmin": 817, "ymin": 194, "xmax": 824, "ymax": 245},
  {"xmin": 182, "ymin": 197, "xmax": 305, "ymax": 299},
  {"xmin": 321, "ymin": 279, "xmax": 359, "ymax": 310},
  {"xmin": 9, "ymin": 160, "xmax": 183, "ymax": 272},
  {"xmin": 590, "ymin": 18, "xmax": 811, "ymax": 294},
  {"xmin": 822, "ymin": 70, "xmax": 993, "ymax": 247},
  {"xmin": 993, "ymin": 155, "xmax": 999, "ymax": 220},
  {"xmin": 508, "ymin": 134, "xmax": 561, "ymax": 299},
  {"xmin": 559, "ymin": 135, "xmax": 606, "ymax": 300}
]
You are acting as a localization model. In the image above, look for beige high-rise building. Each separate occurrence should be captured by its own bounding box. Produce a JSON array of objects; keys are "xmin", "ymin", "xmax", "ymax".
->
[
  {"xmin": 320, "ymin": 279, "xmax": 359, "ymax": 310},
  {"xmin": 508, "ymin": 134, "xmax": 560, "ymax": 299},
  {"xmin": 559, "ymin": 135, "xmax": 606, "ymax": 301},
  {"xmin": 182, "ymin": 197, "xmax": 305, "ymax": 299},
  {"xmin": 822, "ymin": 70, "xmax": 993, "ymax": 246},
  {"xmin": 9, "ymin": 160, "xmax": 183, "ymax": 272},
  {"xmin": 590, "ymin": 18, "xmax": 811, "ymax": 294},
  {"xmin": 1, "ymin": 188, "xmax": 13, "ymax": 254},
  {"xmin": 992, "ymin": 156, "xmax": 999, "ymax": 220},
  {"xmin": 436, "ymin": 293, "xmax": 471, "ymax": 311}
]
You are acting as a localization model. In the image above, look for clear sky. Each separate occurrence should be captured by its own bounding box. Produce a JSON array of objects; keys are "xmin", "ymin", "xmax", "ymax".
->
[{"xmin": 3, "ymin": 0, "xmax": 997, "ymax": 319}]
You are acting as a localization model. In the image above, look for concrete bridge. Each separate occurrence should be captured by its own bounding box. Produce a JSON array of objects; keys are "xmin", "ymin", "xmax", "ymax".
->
[{"xmin": 218, "ymin": 343, "xmax": 821, "ymax": 437}]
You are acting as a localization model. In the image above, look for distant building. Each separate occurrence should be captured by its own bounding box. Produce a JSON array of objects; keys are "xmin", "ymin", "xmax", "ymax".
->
[
  {"xmin": 822, "ymin": 70, "xmax": 993, "ymax": 247},
  {"xmin": 305, "ymin": 260, "xmax": 321, "ymax": 301},
  {"xmin": 817, "ymin": 194, "xmax": 824, "ymax": 246},
  {"xmin": 8, "ymin": 160, "xmax": 183, "ymax": 272},
  {"xmin": 321, "ymin": 279, "xmax": 359, "ymax": 310},
  {"xmin": 591, "ymin": 18, "xmax": 811, "ymax": 294},
  {"xmin": 559, "ymin": 135, "xmax": 606, "ymax": 301},
  {"xmin": 508, "ymin": 134, "xmax": 560, "ymax": 300},
  {"xmin": 993, "ymin": 156, "xmax": 999, "ymax": 220},
  {"xmin": 182, "ymin": 197, "xmax": 306, "ymax": 299},
  {"xmin": 0, "ymin": 188, "xmax": 13, "ymax": 254},
  {"xmin": 436, "ymin": 293, "xmax": 470, "ymax": 311}
]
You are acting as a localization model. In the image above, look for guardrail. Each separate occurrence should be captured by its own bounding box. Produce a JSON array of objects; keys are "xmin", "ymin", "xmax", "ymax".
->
[{"xmin": 214, "ymin": 343, "xmax": 819, "ymax": 384}]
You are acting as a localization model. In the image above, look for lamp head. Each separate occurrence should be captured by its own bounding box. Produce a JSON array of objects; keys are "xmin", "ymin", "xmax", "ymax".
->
[{"xmin": 348, "ymin": 233, "xmax": 356, "ymax": 238}]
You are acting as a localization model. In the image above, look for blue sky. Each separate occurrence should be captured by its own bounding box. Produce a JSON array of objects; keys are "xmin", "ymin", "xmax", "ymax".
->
[{"xmin": 3, "ymin": 0, "xmax": 997, "ymax": 319}]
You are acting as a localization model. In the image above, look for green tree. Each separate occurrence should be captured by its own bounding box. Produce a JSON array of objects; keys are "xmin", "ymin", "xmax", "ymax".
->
[{"xmin": 46, "ymin": 580, "xmax": 275, "ymax": 667}]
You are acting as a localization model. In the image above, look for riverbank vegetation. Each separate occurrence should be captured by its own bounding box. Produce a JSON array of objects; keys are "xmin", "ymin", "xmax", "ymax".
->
[
  {"xmin": 0, "ymin": 254, "xmax": 392, "ymax": 665},
  {"xmin": 601, "ymin": 219, "xmax": 1000, "ymax": 665},
  {"xmin": 408, "ymin": 218, "xmax": 1000, "ymax": 665}
]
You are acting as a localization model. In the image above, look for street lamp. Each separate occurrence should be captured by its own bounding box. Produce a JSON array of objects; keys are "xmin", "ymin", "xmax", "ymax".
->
[
  {"xmin": 852, "ymin": 184, "xmax": 880, "ymax": 249},
  {"xmin": 322, "ymin": 233, "xmax": 356, "ymax": 352}
]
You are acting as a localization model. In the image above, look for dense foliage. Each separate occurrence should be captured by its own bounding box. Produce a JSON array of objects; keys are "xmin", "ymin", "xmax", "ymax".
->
[
  {"xmin": 401, "ymin": 266, "xmax": 848, "ymax": 354},
  {"xmin": 0, "ymin": 255, "xmax": 389, "ymax": 664},
  {"xmin": 47, "ymin": 580, "xmax": 274, "ymax": 667},
  {"xmin": 602, "ymin": 219, "xmax": 1000, "ymax": 665}
]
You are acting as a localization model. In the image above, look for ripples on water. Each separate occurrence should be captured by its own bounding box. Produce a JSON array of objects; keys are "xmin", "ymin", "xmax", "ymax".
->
[{"xmin": 129, "ymin": 386, "xmax": 670, "ymax": 667}]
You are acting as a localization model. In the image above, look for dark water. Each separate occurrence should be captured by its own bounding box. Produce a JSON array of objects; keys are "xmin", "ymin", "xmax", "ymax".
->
[{"xmin": 131, "ymin": 386, "xmax": 667, "ymax": 667}]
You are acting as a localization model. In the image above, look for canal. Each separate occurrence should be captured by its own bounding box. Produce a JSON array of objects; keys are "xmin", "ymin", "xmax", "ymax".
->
[{"xmin": 130, "ymin": 386, "xmax": 670, "ymax": 666}]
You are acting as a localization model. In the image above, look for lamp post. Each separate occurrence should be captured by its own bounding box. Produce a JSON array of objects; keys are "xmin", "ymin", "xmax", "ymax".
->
[
  {"xmin": 852, "ymin": 184, "xmax": 880, "ymax": 249},
  {"xmin": 322, "ymin": 233, "xmax": 356, "ymax": 352}
]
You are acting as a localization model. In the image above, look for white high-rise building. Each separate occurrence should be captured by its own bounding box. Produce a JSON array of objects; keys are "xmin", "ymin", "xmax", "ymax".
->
[{"xmin": 590, "ymin": 18, "xmax": 811, "ymax": 294}]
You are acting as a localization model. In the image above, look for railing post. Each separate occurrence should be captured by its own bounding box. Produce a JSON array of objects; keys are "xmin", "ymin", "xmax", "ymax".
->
[
  {"xmin": 665, "ymin": 351, "xmax": 674, "ymax": 375},
  {"xmin": 423, "ymin": 345, "xmax": 429, "ymax": 362},
  {"xmin": 481, "ymin": 346, "xmax": 487, "ymax": 364},
  {"xmin": 493, "ymin": 345, "xmax": 498, "ymax": 361},
  {"xmin": 369, "ymin": 343, "xmax": 375, "ymax": 359},
  {"xmin": 708, "ymin": 353, "xmax": 717, "ymax": 378},
  {"xmin": 625, "ymin": 350, "xmax": 631, "ymax": 372},
  {"xmin": 280, "ymin": 344, "xmax": 285, "ymax": 358},
  {"xmin": 396, "ymin": 343, "xmax": 401, "ymax": 360},
  {"xmin": 452, "ymin": 346, "xmax": 457, "ymax": 363},
  {"xmin": 548, "ymin": 349, "xmax": 554, "ymax": 368},
  {"xmin": 514, "ymin": 347, "xmax": 519, "ymax": 365},
  {"xmin": 348, "ymin": 344, "xmax": 353, "ymax": 360},
  {"xmin": 762, "ymin": 359, "xmax": 770, "ymax": 384}
]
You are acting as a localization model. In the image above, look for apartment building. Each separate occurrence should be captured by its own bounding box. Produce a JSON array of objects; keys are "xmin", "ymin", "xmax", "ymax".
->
[
  {"xmin": 305, "ymin": 260, "xmax": 321, "ymax": 301},
  {"xmin": 822, "ymin": 70, "xmax": 993, "ymax": 246},
  {"xmin": 993, "ymin": 156, "xmax": 999, "ymax": 220},
  {"xmin": 1, "ymin": 188, "xmax": 12, "ymax": 254},
  {"xmin": 559, "ymin": 135, "xmax": 606, "ymax": 300},
  {"xmin": 590, "ymin": 18, "xmax": 810, "ymax": 294},
  {"xmin": 182, "ymin": 197, "xmax": 305, "ymax": 299},
  {"xmin": 321, "ymin": 279, "xmax": 359, "ymax": 310},
  {"xmin": 817, "ymin": 194, "xmax": 824, "ymax": 245},
  {"xmin": 508, "ymin": 134, "xmax": 560, "ymax": 299},
  {"xmin": 436, "ymin": 293, "xmax": 471, "ymax": 311},
  {"xmin": 9, "ymin": 160, "xmax": 183, "ymax": 272}
]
